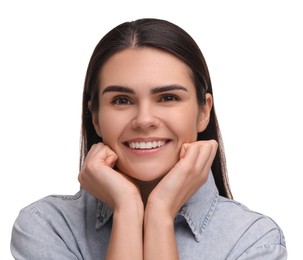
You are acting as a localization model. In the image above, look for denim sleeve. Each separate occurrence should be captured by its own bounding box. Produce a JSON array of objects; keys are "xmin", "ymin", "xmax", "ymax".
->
[
  {"xmin": 238, "ymin": 244, "xmax": 287, "ymax": 259},
  {"xmin": 11, "ymin": 207, "xmax": 79, "ymax": 260},
  {"xmin": 236, "ymin": 224, "xmax": 287, "ymax": 260}
]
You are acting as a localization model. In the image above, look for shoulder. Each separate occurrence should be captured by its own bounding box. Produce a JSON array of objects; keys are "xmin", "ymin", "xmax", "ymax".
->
[
  {"xmin": 215, "ymin": 196, "xmax": 285, "ymax": 241},
  {"xmin": 18, "ymin": 190, "xmax": 84, "ymax": 217},
  {"xmin": 11, "ymin": 190, "xmax": 99, "ymax": 259},
  {"xmin": 213, "ymin": 196, "xmax": 287, "ymax": 258},
  {"xmin": 216, "ymin": 196, "xmax": 284, "ymax": 234},
  {"xmin": 12, "ymin": 189, "xmax": 99, "ymax": 239}
]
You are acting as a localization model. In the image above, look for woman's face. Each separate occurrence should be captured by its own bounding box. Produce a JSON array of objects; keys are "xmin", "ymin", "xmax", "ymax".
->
[{"xmin": 92, "ymin": 47, "xmax": 212, "ymax": 181}]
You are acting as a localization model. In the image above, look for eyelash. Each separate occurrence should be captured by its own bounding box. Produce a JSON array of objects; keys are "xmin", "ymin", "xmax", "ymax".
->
[
  {"xmin": 111, "ymin": 96, "xmax": 133, "ymax": 105},
  {"xmin": 110, "ymin": 94, "xmax": 180, "ymax": 105},
  {"xmin": 159, "ymin": 94, "xmax": 180, "ymax": 102}
]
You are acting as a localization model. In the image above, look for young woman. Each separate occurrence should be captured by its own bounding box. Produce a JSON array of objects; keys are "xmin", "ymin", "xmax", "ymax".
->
[{"xmin": 11, "ymin": 18, "xmax": 287, "ymax": 259}]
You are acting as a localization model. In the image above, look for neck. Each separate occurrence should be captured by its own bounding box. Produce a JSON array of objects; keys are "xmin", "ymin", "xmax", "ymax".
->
[{"xmin": 135, "ymin": 177, "xmax": 162, "ymax": 206}]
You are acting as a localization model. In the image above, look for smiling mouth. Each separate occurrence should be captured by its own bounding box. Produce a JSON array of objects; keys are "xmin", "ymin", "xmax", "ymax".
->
[{"xmin": 126, "ymin": 140, "xmax": 167, "ymax": 150}]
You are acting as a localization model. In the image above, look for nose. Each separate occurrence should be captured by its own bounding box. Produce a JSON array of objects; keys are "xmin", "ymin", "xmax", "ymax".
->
[{"xmin": 131, "ymin": 102, "xmax": 159, "ymax": 130}]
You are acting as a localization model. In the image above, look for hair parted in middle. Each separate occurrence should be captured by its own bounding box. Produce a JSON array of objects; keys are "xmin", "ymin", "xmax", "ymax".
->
[{"xmin": 80, "ymin": 18, "xmax": 232, "ymax": 199}]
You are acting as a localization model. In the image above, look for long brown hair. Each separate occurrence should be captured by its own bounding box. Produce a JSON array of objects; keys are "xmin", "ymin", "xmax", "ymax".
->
[{"xmin": 80, "ymin": 18, "xmax": 232, "ymax": 199}]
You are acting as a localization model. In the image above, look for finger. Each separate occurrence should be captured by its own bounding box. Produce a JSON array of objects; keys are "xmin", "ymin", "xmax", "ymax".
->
[
  {"xmin": 179, "ymin": 142, "xmax": 192, "ymax": 159},
  {"xmin": 89, "ymin": 143, "xmax": 117, "ymax": 165},
  {"xmin": 177, "ymin": 140, "xmax": 218, "ymax": 180},
  {"xmin": 105, "ymin": 152, "xmax": 118, "ymax": 167},
  {"xmin": 194, "ymin": 140, "xmax": 218, "ymax": 170},
  {"xmin": 178, "ymin": 142, "xmax": 201, "ymax": 168},
  {"xmin": 181, "ymin": 140, "xmax": 217, "ymax": 161}
]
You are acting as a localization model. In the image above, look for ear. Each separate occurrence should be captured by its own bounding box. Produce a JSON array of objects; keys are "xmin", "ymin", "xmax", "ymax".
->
[
  {"xmin": 88, "ymin": 100, "xmax": 102, "ymax": 137},
  {"xmin": 197, "ymin": 93, "xmax": 213, "ymax": 133}
]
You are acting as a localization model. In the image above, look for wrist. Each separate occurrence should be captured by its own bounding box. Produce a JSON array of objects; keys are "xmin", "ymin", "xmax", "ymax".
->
[
  {"xmin": 144, "ymin": 204, "xmax": 174, "ymax": 229},
  {"xmin": 114, "ymin": 197, "xmax": 144, "ymax": 221}
]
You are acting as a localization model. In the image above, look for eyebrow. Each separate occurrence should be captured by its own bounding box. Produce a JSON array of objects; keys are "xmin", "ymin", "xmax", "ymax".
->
[
  {"xmin": 102, "ymin": 84, "xmax": 188, "ymax": 95},
  {"xmin": 151, "ymin": 84, "xmax": 188, "ymax": 94},
  {"xmin": 102, "ymin": 85, "xmax": 135, "ymax": 95}
]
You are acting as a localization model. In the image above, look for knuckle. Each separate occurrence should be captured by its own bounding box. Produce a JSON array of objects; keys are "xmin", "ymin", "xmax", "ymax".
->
[{"xmin": 84, "ymin": 161, "xmax": 96, "ymax": 173}]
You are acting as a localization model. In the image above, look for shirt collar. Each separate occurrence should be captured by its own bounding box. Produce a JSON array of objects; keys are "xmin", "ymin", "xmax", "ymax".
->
[
  {"xmin": 95, "ymin": 200, "xmax": 112, "ymax": 229},
  {"xmin": 95, "ymin": 172, "xmax": 219, "ymax": 241},
  {"xmin": 177, "ymin": 172, "xmax": 219, "ymax": 241}
]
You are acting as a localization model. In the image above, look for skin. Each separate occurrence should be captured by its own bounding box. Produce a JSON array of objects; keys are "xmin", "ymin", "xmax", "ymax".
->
[{"xmin": 78, "ymin": 47, "xmax": 218, "ymax": 259}]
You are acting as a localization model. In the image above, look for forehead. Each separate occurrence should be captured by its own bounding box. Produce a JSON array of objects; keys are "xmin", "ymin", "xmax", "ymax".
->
[{"xmin": 99, "ymin": 47, "xmax": 194, "ymax": 90}]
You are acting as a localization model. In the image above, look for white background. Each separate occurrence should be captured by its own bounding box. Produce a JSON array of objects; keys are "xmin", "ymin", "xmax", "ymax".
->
[{"xmin": 1, "ymin": 1, "xmax": 302, "ymax": 259}]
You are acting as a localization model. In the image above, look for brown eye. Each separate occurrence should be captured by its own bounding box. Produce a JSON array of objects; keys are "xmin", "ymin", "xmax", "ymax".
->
[
  {"xmin": 111, "ymin": 96, "xmax": 133, "ymax": 105},
  {"xmin": 159, "ymin": 94, "xmax": 180, "ymax": 102}
]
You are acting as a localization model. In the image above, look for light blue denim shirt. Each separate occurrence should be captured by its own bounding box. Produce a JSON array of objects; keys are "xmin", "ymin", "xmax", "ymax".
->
[{"xmin": 11, "ymin": 174, "xmax": 287, "ymax": 259}]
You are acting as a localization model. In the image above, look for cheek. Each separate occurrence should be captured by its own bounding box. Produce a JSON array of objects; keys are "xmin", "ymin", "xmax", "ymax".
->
[
  {"xmin": 99, "ymin": 112, "xmax": 124, "ymax": 145},
  {"xmin": 178, "ymin": 123, "xmax": 198, "ymax": 142},
  {"xmin": 169, "ymin": 108, "xmax": 200, "ymax": 142}
]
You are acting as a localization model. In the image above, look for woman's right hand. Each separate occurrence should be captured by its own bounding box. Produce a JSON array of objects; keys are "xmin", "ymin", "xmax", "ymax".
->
[
  {"xmin": 79, "ymin": 143, "xmax": 144, "ymax": 259},
  {"xmin": 78, "ymin": 142, "xmax": 142, "ymax": 211}
]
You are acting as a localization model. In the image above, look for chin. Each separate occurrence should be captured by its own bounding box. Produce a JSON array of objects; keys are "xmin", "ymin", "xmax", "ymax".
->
[
  {"xmin": 134, "ymin": 173, "xmax": 165, "ymax": 183},
  {"xmin": 118, "ymin": 162, "xmax": 173, "ymax": 183},
  {"xmin": 128, "ymin": 169, "xmax": 167, "ymax": 182}
]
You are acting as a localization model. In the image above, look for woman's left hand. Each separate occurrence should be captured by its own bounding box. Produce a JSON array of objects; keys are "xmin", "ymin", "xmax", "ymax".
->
[
  {"xmin": 146, "ymin": 140, "xmax": 218, "ymax": 219},
  {"xmin": 143, "ymin": 140, "xmax": 218, "ymax": 259}
]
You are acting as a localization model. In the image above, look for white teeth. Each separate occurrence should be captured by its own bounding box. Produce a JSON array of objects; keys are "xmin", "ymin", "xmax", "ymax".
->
[{"xmin": 128, "ymin": 141, "xmax": 166, "ymax": 149}]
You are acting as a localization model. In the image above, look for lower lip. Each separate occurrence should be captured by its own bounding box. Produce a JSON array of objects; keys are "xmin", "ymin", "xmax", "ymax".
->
[{"xmin": 125, "ymin": 143, "xmax": 168, "ymax": 156}]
